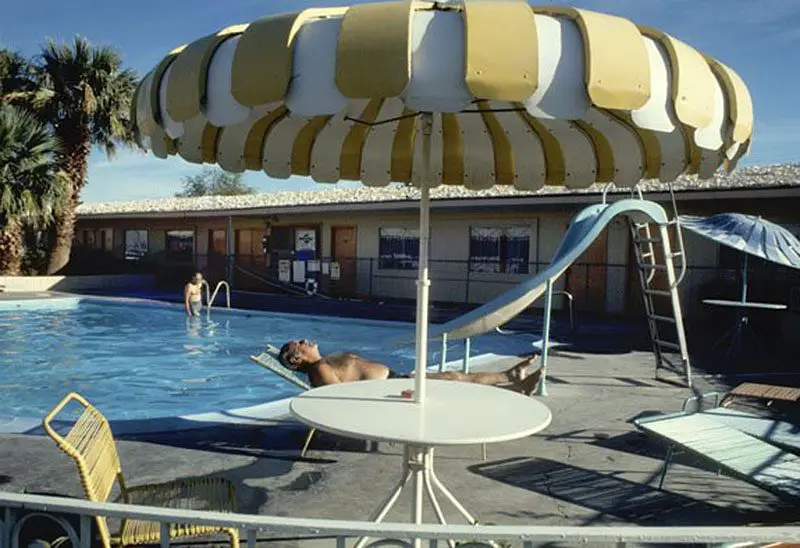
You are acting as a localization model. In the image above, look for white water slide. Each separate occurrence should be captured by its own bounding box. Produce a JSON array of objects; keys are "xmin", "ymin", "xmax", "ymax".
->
[{"xmin": 393, "ymin": 198, "xmax": 691, "ymax": 390}]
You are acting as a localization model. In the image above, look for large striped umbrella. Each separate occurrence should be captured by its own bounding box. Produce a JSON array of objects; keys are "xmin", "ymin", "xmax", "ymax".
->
[{"xmin": 132, "ymin": 0, "xmax": 754, "ymax": 405}]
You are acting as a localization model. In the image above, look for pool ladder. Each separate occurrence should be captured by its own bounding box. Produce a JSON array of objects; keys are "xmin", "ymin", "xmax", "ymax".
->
[{"xmin": 202, "ymin": 280, "xmax": 231, "ymax": 310}]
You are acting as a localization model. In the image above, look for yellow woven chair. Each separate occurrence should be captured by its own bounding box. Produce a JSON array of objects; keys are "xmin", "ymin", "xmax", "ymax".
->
[{"xmin": 43, "ymin": 392, "xmax": 240, "ymax": 548}]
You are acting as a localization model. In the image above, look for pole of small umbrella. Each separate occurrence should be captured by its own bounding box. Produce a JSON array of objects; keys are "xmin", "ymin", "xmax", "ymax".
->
[
  {"xmin": 413, "ymin": 113, "xmax": 433, "ymax": 405},
  {"xmin": 741, "ymin": 253, "xmax": 749, "ymax": 303}
]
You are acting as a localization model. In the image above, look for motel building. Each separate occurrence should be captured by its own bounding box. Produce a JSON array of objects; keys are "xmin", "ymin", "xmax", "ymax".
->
[{"xmin": 74, "ymin": 165, "xmax": 800, "ymax": 331}]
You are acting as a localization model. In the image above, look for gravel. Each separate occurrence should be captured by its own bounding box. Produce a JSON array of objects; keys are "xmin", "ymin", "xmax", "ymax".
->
[{"xmin": 77, "ymin": 163, "xmax": 800, "ymax": 216}]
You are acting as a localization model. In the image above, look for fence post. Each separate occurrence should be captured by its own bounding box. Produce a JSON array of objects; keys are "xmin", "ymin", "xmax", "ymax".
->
[
  {"xmin": 465, "ymin": 263, "xmax": 471, "ymax": 304},
  {"xmin": 368, "ymin": 258, "xmax": 374, "ymax": 297}
]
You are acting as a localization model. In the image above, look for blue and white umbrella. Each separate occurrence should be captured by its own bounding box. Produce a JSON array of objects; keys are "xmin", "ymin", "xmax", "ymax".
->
[{"xmin": 679, "ymin": 213, "xmax": 800, "ymax": 301}]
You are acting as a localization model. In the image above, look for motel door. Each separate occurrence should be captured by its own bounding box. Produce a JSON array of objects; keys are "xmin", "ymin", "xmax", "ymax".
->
[
  {"xmin": 566, "ymin": 227, "xmax": 608, "ymax": 312},
  {"xmin": 208, "ymin": 229, "xmax": 227, "ymax": 281},
  {"xmin": 332, "ymin": 226, "xmax": 357, "ymax": 296}
]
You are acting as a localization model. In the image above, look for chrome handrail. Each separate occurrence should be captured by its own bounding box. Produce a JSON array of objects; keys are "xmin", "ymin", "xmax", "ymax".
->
[{"xmin": 209, "ymin": 281, "xmax": 231, "ymax": 309}]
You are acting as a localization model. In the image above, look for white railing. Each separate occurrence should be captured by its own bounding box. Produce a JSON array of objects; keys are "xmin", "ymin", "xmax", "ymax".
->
[
  {"xmin": 2, "ymin": 492, "xmax": 796, "ymax": 548},
  {"xmin": 209, "ymin": 280, "xmax": 231, "ymax": 309},
  {"xmin": 201, "ymin": 280, "xmax": 231, "ymax": 310}
]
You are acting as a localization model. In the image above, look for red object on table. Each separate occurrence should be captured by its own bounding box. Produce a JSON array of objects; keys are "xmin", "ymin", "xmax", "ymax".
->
[{"xmin": 401, "ymin": 389, "xmax": 414, "ymax": 399}]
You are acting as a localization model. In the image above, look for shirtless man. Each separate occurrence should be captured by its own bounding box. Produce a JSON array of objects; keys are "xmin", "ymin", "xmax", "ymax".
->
[
  {"xmin": 184, "ymin": 272, "xmax": 204, "ymax": 317},
  {"xmin": 278, "ymin": 339, "xmax": 542, "ymax": 395}
]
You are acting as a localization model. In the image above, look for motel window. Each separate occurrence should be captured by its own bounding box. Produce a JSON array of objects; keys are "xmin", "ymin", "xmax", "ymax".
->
[
  {"xmin": 379, "ymin": 228, "xmax": 420, "ymax": 270},
  {"xmin": 165, "ymin": 230, "xmax": 195, "ymax": 262},
  {"xmin": 469, "ymin": 227, "xmax": 531, "ymax": 274},
  {"xmin": 124, "ymin": 230, "xmax": 149, "ymax": 260}
]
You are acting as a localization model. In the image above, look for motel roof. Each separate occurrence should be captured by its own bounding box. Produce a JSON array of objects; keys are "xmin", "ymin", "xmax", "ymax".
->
[{"xmin": 77, "ymin": 163, "xmax": 800, "ymax": 219}]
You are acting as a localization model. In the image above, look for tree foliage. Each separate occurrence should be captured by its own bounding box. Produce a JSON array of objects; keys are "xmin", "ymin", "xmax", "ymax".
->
[
  {"xmin": 0, "ymin": 105, "xmax": 65, "ymax": 274},
  {"xmin": 176, "ymin": 167, "xmax": 256, "ymax": 197},
  {"xmin": 28, "ymin": 36, "xmax": 138, "ymax": 273}
]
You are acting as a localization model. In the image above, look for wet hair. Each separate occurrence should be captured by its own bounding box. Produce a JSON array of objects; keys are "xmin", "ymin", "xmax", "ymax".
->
[{"xmin": 278, "ymin": 341, "xmax": 296, "ymax": 367}]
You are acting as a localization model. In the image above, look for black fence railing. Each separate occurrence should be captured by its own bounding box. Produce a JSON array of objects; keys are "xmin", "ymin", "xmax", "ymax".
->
[{"xmin": 68, "ymin": 248, "xmax": 800, "ymax": 317}]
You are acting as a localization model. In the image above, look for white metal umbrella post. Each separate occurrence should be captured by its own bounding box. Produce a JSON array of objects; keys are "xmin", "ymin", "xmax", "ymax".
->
[{"xmin": 413, "ymin": 113, "xmax": 434, "ymax": 405}]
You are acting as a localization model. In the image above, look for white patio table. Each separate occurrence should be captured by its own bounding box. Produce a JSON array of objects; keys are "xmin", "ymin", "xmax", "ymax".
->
[{"xmin": 290, "ymin": 378, "xmax": 552, "ymax": 548}]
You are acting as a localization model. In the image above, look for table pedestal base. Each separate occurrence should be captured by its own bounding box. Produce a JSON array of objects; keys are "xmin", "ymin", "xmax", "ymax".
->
[
  {"xmin": 354, "ymin": 445, "xmax": 477, "ymax": 548},
  {"xmin": 712, "ymin": 312, "xmax": 765, "ymax": 357}
]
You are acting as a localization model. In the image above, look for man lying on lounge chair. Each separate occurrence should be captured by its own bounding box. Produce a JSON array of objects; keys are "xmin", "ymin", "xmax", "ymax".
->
[{"xmin": 277, "ymin": 339, "xmax": 542, "ymax": 394}]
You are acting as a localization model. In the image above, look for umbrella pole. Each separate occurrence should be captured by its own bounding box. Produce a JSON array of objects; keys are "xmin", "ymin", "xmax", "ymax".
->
[
  {"xmin": 414, "ymin": 114, "xmax": 433, "ymax": 405},
  {"xmin": 741, "ymin": 253, "xmax": 749, "ymax": 303}
]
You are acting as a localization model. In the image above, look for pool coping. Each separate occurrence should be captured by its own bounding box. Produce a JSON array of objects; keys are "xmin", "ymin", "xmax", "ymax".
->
[{"xmin": 1, "ymin": 294, "xmax": 521, "ymax": 436}]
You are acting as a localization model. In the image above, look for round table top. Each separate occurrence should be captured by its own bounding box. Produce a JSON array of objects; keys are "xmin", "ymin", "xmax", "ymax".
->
[
  {"xmin": 290, "ymin": 379, "xmax": 552, "ymax": 446},
  {"xmin": 702, "ymin": 299, "xmax": 788, "ymax": 310}
]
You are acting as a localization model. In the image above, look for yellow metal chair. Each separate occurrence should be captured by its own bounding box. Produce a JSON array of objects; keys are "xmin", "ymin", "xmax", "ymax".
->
[{"xmin": 43, "ymin": 392, "xmax": 239, "ymax": 548}]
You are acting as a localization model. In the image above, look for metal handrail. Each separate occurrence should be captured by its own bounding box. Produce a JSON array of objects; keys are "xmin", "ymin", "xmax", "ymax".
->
[
  {"xmin": 201, "ymin": 279, "xmax": 211, "ymax": 307},
  {"xmin": 668, "ymin": 182, "xmax": 688, "ymax": 288},
  {"xmin": 0, "ymin": 491, "xmax": 796, "ymax": 547},
  {"xmin": 209, "ymin": 281, "xmax": 231, "ymax": 309}
]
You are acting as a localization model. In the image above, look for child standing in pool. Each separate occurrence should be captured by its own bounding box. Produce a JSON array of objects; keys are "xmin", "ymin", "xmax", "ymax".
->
[{"xmin": 184, "ymin": 272, "xmax": 204, "ymax": 317}]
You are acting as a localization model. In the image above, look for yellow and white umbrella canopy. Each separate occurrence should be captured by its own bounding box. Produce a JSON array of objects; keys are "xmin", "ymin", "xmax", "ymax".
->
[{"xmin": 133, "ymin": 0, "xmax": 753, "ymax": 403}]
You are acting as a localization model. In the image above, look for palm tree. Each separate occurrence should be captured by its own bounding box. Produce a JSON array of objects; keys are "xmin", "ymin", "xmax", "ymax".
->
[
  {"xmin": 0, "ymin": 49, "xmax": 31, "ymax": 101},
  {"xmin": 0, "ymin": 105, "xmax": 64, "ymax": 275},
  {"xmin": 31, "ymin": 36, "xmax": 137, "ymax": 273}
]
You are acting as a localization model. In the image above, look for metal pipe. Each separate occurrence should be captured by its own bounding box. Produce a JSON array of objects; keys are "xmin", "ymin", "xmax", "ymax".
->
[{"xmin": 537, "ymin": 278, "xmax": 554, "ymax": 396}]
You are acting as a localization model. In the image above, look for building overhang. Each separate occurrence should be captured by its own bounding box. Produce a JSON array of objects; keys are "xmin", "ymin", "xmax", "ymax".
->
[{"xmin": 76, "ymin": 186, "xmax": 800, "ymax": 221}]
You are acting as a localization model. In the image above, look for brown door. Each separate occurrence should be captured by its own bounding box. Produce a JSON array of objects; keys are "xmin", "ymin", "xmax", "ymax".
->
[
  {"xmin": 332, "ymin": 226, "xmax": 357, "ymax": 296},
  {"xmin": 208, "ymin": 229, "xmax": 227, "ymax": 280},
  {"xmin": 566, "ymin": 227, "xmax": 608, "ymax": 312}
]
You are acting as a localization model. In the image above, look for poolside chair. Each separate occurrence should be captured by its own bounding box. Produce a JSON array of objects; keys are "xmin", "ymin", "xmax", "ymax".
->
[
  {"xmin": 721, "ymin": 382, "xmax": 800, "ymax": 408},
  {"xmin": 681, "ymin": 392, "xmax": 800, "ymax": 453},
  {"xmin": 43, "ymin": 392, "xmax": 239, "ymax": 548},
  {"xmin": 633, "ymin": 412, "xmax": 800, "ymax": 502},
  {"xmin": 249, "ymin": 345, "xmax": 318, "ymax": 457}
]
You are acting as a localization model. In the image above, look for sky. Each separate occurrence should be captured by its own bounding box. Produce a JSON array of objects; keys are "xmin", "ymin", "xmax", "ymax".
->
[{"xmin": 3, "ymin": 0, "xmax": 799, "ymax": 203}]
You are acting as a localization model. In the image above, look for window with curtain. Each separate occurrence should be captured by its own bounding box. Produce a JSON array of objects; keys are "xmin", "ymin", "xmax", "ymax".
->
[
  {"xmin": 165, "ymin": 230, "xmax": 195, "ymax": 262},
  {"xmin": 379, "ymin": 228, "xmax": 420, "ymax": 270},
  {"xmin": 124, "ymin": 230, "xmax": 148, "ymax": 260},
  {"xmin": 469, "ymin": 227, "xmax": 531, "ymax": 274}
]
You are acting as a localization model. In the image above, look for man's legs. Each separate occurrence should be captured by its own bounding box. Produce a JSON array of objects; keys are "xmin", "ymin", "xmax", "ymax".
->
[{"xmin": 427, "ymin": 355, "xmax": 541, "ymax": 393}]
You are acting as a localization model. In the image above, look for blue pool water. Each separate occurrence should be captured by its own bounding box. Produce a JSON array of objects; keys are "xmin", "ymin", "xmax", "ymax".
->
[{"xmin": 0, "ymin": 297, "xmax": 531, "ymax": 421}]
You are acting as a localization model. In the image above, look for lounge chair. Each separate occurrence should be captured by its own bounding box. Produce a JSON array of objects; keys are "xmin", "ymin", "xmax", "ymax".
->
[
  {"xmin": 701, "ymin": 407, "xmax": 800, "ymax": 453},
  {"xmin": 633, "ymin": 412, "xmax": 800, "ymax": 502},
  {"xmin": 249, "ymin": 345, "xmax": 318, "ymax": 457},
  {"xmin": 721, "ymin": 382, "xmax": 800, "ymax": 408},
  {"xmin": 680, "ymin": 392, "xmax": 800, "ymax": 453},
  {"xmin": 43, "ymin": 393, "xmax": 239, "ymax": 548}
]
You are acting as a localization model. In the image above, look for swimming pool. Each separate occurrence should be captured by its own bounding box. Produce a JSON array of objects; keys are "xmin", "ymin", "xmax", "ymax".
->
[{"xmin": 0, "ymin": 297, "xmax": 532, "ymax": 424}]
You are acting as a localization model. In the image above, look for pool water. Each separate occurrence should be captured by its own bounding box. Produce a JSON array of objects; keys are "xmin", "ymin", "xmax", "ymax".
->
[{"xmin": 0, "ymin": 298, "xmax": 531, "ymax": 421}]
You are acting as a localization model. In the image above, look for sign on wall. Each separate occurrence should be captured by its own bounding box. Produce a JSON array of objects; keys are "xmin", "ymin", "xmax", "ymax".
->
[
  {"xmin": 292, "ymin": 260, "xmax": 306, "ymax": 283},
  {"xmin": 330, "ymin": 262, "xmax": 341, "ymax": 280},
  {"xmin": 278, "ymin": 260, "xmax": 291, "ymax": 283}
]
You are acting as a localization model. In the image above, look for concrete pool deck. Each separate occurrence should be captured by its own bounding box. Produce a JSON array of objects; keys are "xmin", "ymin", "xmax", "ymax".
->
[{"xmin": 1, "ymin": 341, "xmax": 797, "ymax": 545}]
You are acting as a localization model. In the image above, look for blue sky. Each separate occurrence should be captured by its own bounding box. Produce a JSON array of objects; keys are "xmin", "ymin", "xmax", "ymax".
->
[{"xmin": 3, "ymin": 0, "xmax": 799, "ymax": 203}]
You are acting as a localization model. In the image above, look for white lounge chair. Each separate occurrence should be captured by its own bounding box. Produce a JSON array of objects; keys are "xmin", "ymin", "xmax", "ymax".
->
[{"xmin": 633, "ymin": 412, "xmax": 800, "ymax": 502}]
